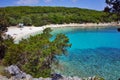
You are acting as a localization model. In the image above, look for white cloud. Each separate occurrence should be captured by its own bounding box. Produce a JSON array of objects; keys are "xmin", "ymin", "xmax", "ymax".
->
[{"xmin": 16, "ymin": 0, "xmax": 39, "ymax": 5}]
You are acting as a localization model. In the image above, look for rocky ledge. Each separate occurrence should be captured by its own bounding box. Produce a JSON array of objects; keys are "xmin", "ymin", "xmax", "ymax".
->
[{"xmin": 0, "ymin": 65, "xmax": 104, "ymax": 80}]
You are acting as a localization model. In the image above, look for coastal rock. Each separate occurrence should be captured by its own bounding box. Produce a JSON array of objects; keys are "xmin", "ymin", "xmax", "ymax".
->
[
  {"xmin": 0, "ymin": 75, "xmax": 9, "ymax": 80},
  {"xmin": 5, "ymin": 65, "xmax": 26, "ymax": 79},
  {"xmin": 73, "ymin": 76, "xmax": 82, "ymax": 80},
  {"xmin": 92, "ymin": 76, "xmax": 96, "ymax": 80},
  {"xmin": 88, "ymin": 77, "xmax": 92, "ymax": 80},
  {"xmin": 2, "ymin": 65, "xmax": 104, "ymax": 80},
  {"xmin": 38, "ymin": 77, "xmax": 43, "ymax": 80},
  {"xmin": 44, "ymin": 78, "xmax": 52, "ymax": 80},
  {"xmin": 26, "ymin": 74, "xmax": 33, "ymax": 80},
  {"xmin": 33, "ymin": 77, "xmax": 52, "ymax": 80},
  {"xmin": 51, "ymin": 73, "xmax": 63, "ymax": 80},
  {"xmin": 58, "ymin": 76, "xmax": 83, "ymax": 80},
  {"xmin": 33, "ymin": 78, "xmax": 39, "ymax": 80},
  {"xmin": 0, "ymin": 75, "xmax": 104, "ymax": 80},
  {"xmin": 67, "ymin": 76, "xmax": 73, "ymax": 80}
]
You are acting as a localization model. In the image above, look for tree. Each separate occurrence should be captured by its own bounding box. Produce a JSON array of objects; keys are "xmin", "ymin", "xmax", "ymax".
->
[
  {"xmin": 105, "ymin": 0, "xmax": 120, "ymax": 22},
  {"xmin": 104, "ymin": 6, "xmax": 111, "ymax": 12},
  {"xmin": 8, "ymin": 17, "xmax": 17, "ymax": 26},
  {"xmin": 3, "ymin": 28, "xmax": 71, "ymax": 78},
  {"xmin": 105, "ymin": 0, "xmax": 120, "ymax": 13},
  {"xmin": 22, "ymin": 16, "xmax": 32, "ymax": 26},
  {"xmin": 0, "ymin": 9, "xmax": 8, "ymax": 33},
  {"xmin": 0, "ymin": 8, "xmax": 9, "ymax": 60}
]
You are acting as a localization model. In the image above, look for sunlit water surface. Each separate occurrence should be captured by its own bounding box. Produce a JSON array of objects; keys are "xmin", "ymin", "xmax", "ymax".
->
[{"xmin": 51, "ymin": 27, "xmax": 120, "ymax": 80}]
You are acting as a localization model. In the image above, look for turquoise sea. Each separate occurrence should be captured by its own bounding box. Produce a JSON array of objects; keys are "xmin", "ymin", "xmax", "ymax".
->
[{"xmin": 51, "ymin": 27, "xmax": 120, "ymax": 80}]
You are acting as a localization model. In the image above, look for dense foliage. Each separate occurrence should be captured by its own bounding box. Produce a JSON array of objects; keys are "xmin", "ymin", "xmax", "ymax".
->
[
  {"xmin": 0, "ymin": 8, "xmax": 9, "ymax": 60},
  {"xmin": 0, "ymin": 6, "xmax": 118, "ymax": 26},
  {"xmin": 2, "ymin": 28, "xmax": 71, "ymax": 77},
  {"xmin": 105, "ymin": 0, "xmax": 120, "ymax": 13},
  {"xmin": 105, "ymin": 0, "xmax": 120, "ymax": 21}
]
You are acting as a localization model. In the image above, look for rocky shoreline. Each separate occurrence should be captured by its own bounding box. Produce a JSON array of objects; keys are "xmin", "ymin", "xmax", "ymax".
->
[
  {"xmin": 0, "ymin": 75, "xmax": 103, "ymax": 80},
  {"xmin": 0, "ymin": 65, "xmax": 104, "ymax": 80}
]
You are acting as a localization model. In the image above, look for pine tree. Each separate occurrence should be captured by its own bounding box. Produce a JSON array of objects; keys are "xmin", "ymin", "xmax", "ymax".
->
[{"xmin": 0, "ymin": 8, "xmax": 9, "ymax": 60}]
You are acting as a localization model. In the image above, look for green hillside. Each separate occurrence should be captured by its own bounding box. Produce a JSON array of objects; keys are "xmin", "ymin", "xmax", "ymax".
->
[{"xmin": 0, "ymin": 6, "xmax": 118, "ymax": 26}]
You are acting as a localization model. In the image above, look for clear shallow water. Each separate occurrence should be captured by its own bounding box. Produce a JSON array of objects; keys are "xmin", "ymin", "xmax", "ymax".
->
[{"xmin": 51, "ymin": 27, "xmax": 120, "ymax": 80}]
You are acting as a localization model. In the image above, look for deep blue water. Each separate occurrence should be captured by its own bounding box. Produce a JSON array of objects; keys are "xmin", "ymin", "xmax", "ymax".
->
[{"xmin": 51, "ymin": 27, "xmax": 120, "ymax": 80}]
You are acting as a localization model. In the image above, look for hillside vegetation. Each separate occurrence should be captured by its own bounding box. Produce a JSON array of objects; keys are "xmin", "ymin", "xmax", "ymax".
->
[{"xmin": 0, "ymin": 6, "xmax": 118, "ymax": 26}]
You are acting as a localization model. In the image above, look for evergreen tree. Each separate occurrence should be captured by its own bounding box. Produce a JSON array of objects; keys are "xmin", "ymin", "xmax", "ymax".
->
[
  {"xmin": 3, "ymin": 28, "xmax": 71, "ymax": 78},
  {"xmin": 105, "ymin": 0, "xmax": 120, "ymax": 22},
  {"xmin": 0, "ymin": 8, "xmax": 9, "ymax": 60},
  {"xmin": 105, "ymin": 0, "xmax": 120, "ymax": 13}
]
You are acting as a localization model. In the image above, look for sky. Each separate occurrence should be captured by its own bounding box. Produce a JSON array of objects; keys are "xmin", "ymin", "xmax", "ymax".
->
[{"xmin": 0, "ymin": 0, "xmax": 106, "ymax": 11}]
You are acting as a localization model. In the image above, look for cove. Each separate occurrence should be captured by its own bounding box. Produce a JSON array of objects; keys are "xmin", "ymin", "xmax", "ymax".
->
[{"xmin": 51, "ymin": 27, "xmax": 120, "ymax": 80}]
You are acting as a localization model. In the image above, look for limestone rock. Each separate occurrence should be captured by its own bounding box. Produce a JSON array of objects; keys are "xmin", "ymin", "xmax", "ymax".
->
[
  {"xmin": 26, "ymin": 74, "xmax": 33, "ymax": 80},
  {"xmin": 3, "ymin": 65, "xmax": 104, "ymax": 80},
  {"xmin": 0, "ymin": 75, "xmax": 8, "ymax": 80},
  {"xmin": 5, "ymin": 65, "xmax": 26, "ymax": 79}
]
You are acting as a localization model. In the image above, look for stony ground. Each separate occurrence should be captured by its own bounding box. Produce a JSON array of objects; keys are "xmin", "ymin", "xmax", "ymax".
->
[
  {"xmin": 0, "ymin": 65, "xmax": 104, "ymax": 80},
  {"xmin": 0, "ymin": 75, "xmax": 103, "ymax": 80}
]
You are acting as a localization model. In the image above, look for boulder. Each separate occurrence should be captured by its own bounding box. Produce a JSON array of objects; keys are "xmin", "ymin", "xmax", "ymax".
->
[
  {"xmin": 5, "ymin": 65, "xmax": 26, "ymax": 79},
  {"xmin": 51, "ymin": 73, "xmax": 63, "ymax": 80},
  {"xmin": 44, "ymin": 78, "xmax": 52, "ymax": 80},
  {"xmin": 73, "ymin": 76, "xmax": 82, "ymax": 80},
  {"xmin": 33, "ymin": 78, "xmax": 39, "ymax": 80},
  {"xmin": 4, "ymin": 65, "xmax": 101, "ymax": 80},
  {"xmin": 26, "ymin": 74, "xmax": 33, "ymax": 80},
  {"xmin": 67, "ymin": 76, "xmax": 73, "ymax": 80},
  {"xmin": 0, "ymin": 75, "xmax": 9, "ymax": 80}
]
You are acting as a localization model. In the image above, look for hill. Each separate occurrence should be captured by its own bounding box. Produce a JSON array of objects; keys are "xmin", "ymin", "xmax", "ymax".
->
[{"xmin": 0, "ymin": 6, "xmax": 118, "ymax": 26}]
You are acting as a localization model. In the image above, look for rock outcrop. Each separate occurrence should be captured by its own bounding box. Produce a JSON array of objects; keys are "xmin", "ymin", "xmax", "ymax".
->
[
  {"xmin": 0, "ymin": 75, "xmax": 104, "ymax": 80},
  {"xmin": 5, "ymin": 65, "xmax": 26, "ymax": 79},
  {"xmin": 0, "ymin": 65, "xmax": 104, "ymax": 80}
]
